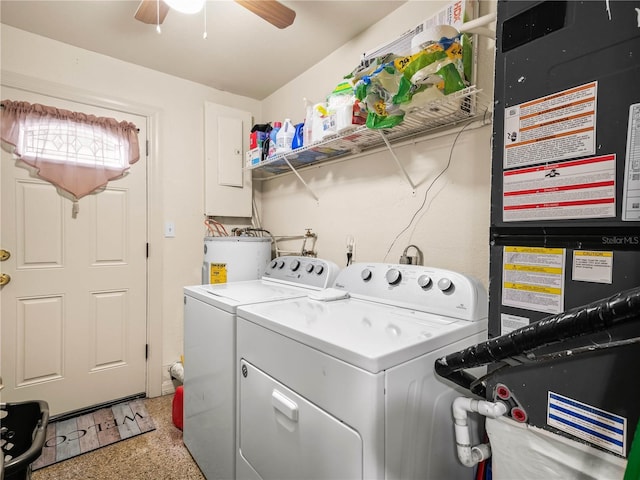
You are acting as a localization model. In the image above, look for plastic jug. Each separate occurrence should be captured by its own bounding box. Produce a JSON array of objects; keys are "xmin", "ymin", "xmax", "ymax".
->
[
  {"xmin": 276, "ymin": 118, "xmax": 295, "ymax": 153},
  {"xmin": 268, "ymin": 121, "xmax": 281, "ymax": 157}
]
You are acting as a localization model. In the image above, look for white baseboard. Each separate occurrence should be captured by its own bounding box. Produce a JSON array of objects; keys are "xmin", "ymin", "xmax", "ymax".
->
[
  {"xmin": 162, "ymin": 363, "xmax": 176, "ymax": 395},
  {"xmin": 162, "ymin": 380, "xmax": 176, "ymax": 395}
]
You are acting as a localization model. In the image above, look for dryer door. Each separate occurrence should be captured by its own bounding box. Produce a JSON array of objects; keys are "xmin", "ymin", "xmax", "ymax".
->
[{"xmin": 238, "ymin": 360, "xmax": 363, "ymax": 479}]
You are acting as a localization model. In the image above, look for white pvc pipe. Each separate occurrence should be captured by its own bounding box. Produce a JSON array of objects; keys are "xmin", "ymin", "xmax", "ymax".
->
[
  {"xmin": 458, "ymin": 12, "xmax": 497, "ymax": 34},
  {"xmin": 452, "ymin": 396, "xmax": 508, "ymax": 468}
]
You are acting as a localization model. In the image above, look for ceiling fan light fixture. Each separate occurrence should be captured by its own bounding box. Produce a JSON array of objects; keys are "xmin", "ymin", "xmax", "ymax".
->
[{"xmin": 164, "ymin": 0, "xmax": 205, "ymax": 15}]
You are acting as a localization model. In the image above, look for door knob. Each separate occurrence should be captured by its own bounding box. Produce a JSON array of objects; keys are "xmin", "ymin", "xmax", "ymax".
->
[
  {"xmin": 0, "ymin": 249, "xmax": 10, "ymax": 261},
  {"xmin": 0, "ymin": 273, "xmax": 11, "ymax": 286}
]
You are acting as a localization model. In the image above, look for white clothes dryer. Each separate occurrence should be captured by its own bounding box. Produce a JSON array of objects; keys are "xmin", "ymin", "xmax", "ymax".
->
[
  {"xmin": 183, "ymin": 256, "xmax": 339, "ymax": 480},
  {"xmin": 236, "ymin": 263, "xmax": 488, "ymax": 480}
]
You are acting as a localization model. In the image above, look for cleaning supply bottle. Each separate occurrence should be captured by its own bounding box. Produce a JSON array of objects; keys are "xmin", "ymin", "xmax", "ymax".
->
[
  {"xmin": 303, "ymin": 98, "xmax": 314, "ymax": 147},
  {"xmin": 268, "ymin": 121, "xmax": 281, "ymax": 157},
  {"xmin": 292, "ymin": 122, "xmax": 304, "ymax": 150},
  {"xmin": 276, "ymin": 118, "xmax": 295, "ymax": 153}
]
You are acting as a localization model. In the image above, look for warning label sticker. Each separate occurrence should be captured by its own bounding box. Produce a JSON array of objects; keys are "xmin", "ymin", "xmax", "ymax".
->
[
  {"xmin": 504, "ymin": 82, "xmax": 597, "ymax": 169},
  {"xmin": 503, "ymin": 154, "xmax": 616, "ymax": 222},
  {"xmin": 500, "ymin": 312, "xmax": 530, "ymax": 336},
  {"xmin": 622, "ymin": 103, "xmax": 640, "ymax": 221},
  {"xmin": 548, "ymin": 391, "xmax": 627, "ymax": 456},
  {"xmin": 572, "ymin": 250, "xmax": 613, "ymax": 284},
  {"xmin": 209, "ymin": 263, "xmax": 228, "ymax": 284},
  {"xmin": 502, "ymin": 246, "xmax": 565, "ymax": 314}
]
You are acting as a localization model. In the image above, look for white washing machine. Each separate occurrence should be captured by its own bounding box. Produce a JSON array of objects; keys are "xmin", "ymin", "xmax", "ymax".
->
[
  {"xmin": 183, "ymin": 256, "xmax": 339, "ymax": 480},
  {"xmin": 236, "ymin": 263, "xmax": 488, "ymax": 480}
]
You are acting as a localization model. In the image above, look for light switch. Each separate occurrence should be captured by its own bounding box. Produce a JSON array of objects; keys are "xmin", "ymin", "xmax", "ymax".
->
[{"xmin": 164, "ymin": 221, "xmax": 176, "ymax": 238}]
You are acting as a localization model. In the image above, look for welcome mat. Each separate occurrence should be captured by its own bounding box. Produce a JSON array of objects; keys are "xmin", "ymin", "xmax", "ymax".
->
[{"xmin": 32, "ymin": 398, "xmax": 155, "ymax": 471}]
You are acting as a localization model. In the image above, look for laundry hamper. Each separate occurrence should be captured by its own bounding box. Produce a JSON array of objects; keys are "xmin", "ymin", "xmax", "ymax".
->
[{"xmin": 1, "ymin": 400, "xmax": 49, "ymax": 480}]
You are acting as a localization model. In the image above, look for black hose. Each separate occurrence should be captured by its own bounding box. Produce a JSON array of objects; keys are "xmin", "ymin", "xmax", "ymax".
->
[{"xmin": 434, "ymin": 286, "xmax": 640, "ymax": 396}]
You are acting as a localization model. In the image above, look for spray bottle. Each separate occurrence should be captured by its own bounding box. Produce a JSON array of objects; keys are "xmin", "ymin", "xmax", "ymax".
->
[{"xmin": 303, "ymin": 98, "xmax": 314, "ymax": 147}]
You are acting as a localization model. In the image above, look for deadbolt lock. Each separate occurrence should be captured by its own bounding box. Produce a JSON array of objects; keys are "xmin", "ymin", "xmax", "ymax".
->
[
  {"xmin": 0, "ymin": 273, "xmax": 11, "ymax": 286},
  {"xmin": 0, "ymin": 250, "xmax": 10, "ymax": 261}
]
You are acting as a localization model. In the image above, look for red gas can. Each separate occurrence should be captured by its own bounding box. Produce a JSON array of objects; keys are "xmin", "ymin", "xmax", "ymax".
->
[{"xmin": 172, "ymin": 385, "xmax": 184, "ymax": 430}]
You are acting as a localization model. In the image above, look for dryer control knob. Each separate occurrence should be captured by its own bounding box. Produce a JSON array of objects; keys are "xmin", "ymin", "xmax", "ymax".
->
[
  {"xmin": 386, "ymin": 268, "xmax": 402, "ymax": 285},
  {"xmin": 315, "ymin": 265, "xmax": 324, "ymax": 275},
  {"xmin": 270, "ymin": 260, "xmax": 278, "ymax": 269},
  {"xmin": 417, "ymin": 274, "xmax": 432, "ymax": 289},
  {"xmin": 277, "ymin": 260, "xmax": 285, "ymax": 269},
  {"xmin": 306, "ymin": 264, "xmax": 315, "ymax": 273},
  {"xmin": 290, "ymin": 259, "xmax": 300, "ymax": 271},
  {"xmin": 361, "ymin": 268, "xmax": 372, "ymax": 281},
  {"xmin": 437, "ymin": 278, "xmax": 453, "ymax": 291}
]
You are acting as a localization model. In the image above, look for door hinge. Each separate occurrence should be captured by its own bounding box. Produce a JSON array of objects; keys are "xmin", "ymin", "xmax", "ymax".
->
[
  {"xmin": 146, "ymin": 243, "xmax": 149, "ymax": 258},
  {"xmin": 145, "ymin": 344, "xmax": 149, "ymax": 360}
]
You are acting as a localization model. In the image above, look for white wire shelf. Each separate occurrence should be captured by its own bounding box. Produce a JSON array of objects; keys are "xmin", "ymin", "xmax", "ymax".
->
[{"xmin": 247, "ymin": 86, "xmax": 492, "ymax": 176}]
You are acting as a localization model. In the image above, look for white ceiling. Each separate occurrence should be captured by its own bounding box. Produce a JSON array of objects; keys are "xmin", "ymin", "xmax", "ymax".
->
[{"xmin": 0, "ymin": 0, "xmax": 407, "ymax": 100}]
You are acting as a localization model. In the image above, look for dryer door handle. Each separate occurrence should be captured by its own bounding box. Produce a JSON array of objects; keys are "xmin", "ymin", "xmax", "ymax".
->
[{"xmin": 272, "ymin": 389, "xmax": 299, "ymax": 422}]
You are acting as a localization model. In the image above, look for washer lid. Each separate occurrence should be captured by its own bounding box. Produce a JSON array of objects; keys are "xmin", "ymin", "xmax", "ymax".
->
[
  {"xmin": 238, "ymin": 297, "xmax": 487, "ymax": 373},
  {"xmin": 184, "ymin": 281, "xmax": 311, "ymax": 313}
]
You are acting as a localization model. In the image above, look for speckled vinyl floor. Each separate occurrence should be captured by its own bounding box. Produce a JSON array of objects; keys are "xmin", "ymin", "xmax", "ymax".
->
[{"xmin": 32, "ymin": 395, "xmax": 205, "ymax": 480}]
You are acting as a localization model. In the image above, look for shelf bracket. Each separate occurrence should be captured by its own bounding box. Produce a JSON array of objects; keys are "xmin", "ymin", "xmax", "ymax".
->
[
  {"xmin": 379, "ymin": 130, "xmax": 416, "ymax": 192},
  {"xmin": 281, "ymin": 154, "xmax": 320, "ymax": 202}
]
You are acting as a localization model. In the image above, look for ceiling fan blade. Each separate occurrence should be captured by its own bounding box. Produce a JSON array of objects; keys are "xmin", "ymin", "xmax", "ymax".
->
[
  {"xmin": 235, "ymin": 0, "xmax": 296, "ymax": 29},
  {"xmin": 135, "ymin": 0, "xmax": 170, "ymax": 25}
]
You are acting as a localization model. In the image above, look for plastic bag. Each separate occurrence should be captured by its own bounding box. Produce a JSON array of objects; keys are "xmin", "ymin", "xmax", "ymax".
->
[{"xmin": 347, "ymin": 33, "xmax": 466, "ymax": 129}]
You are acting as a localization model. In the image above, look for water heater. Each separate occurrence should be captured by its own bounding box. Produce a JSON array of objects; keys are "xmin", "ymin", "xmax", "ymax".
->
[{"xmin": 202, "ymin": 237, "xmax": 271, "ymax": 284}]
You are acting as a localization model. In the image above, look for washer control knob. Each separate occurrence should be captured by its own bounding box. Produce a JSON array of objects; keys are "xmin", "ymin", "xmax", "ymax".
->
[
  {"xmin": 306, "ymin": 264, "xmax": 315, "ymax": 273},
  {"xmin": 361, "ymin": 268, "xmax": 372, "ymax": 281},
  {"xmin": 270, "ymin": 260, "xmax": 278, "ymax": 269},
  {"xmin": 386, "ymin": 268, "xmax": 402, "ymax": 285},
  {"xmin": 417, "ymin": 275, "xmax": 432, "ymax": 289},
  {"xmin": 290, "ymin": 259, "xmax": 300, "ymax": 271},
  {"xmin": 277, "ymin": 260, "xmax": 285, "ymax": 269},
  {"xmin": 437, "ymin": 278, "xmax": 453, "ymax": 291},
  {"xmin": 315, "ymin": 265, "xmax": 324, "ymax": 275}
]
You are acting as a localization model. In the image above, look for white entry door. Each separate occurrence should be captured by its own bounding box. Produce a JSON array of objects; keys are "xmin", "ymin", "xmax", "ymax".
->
[{"xmin": 0, "ymin": 87, "xmax": 148, "ymax": 416}]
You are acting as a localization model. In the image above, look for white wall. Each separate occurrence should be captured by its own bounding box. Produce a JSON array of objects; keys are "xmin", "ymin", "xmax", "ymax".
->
[
  {"xmin": 257, "ymin": 0, "xmax": 497, "ymax": 285},
  {"xmin": 0, "ymin": 24, "xmax": 261, "ymax": 393}
]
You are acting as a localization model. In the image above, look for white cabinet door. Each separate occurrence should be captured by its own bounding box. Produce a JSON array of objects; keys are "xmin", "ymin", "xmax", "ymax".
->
[
  {"xmin": 204, "ymin": 102, "xmax": 252, "ymax": 217},
  {"xmin": 238, "ymin": 359, "xmax": 363, "ymax": 480}
]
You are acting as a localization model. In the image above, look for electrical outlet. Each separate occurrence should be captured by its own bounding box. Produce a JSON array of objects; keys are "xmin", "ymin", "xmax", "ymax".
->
[{"xmin": 164, "ymin": 221, "xmax": 176, "ymax": 238}]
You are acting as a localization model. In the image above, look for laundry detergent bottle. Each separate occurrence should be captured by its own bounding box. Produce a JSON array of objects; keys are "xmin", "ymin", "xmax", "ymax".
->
[
  {"xmin": 292, "ymin": 122, "xmax": 304, "ymax": 150},
  {"xmin": 276, "ymin": 118, "xmax": 295, "ymax": 153},
  {"xmin": 268, "ymin": 121, "xmax": 281, "ymax": 157}
]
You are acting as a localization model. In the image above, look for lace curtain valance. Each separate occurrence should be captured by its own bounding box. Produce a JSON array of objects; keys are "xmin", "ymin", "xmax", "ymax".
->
[{"xmin": 0, "ymin": 99, "xmax": 140, "ymax": 206}]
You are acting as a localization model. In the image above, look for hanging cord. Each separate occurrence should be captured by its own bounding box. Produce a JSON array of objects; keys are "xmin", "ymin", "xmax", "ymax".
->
[
  {"xmin": 252, "ymin": 196, "xmax": 263, "ymax": 230},
  {"xmin": 156, "ymin": 0, "xmax": 161, "ymax": 34},
  {"xmin": 405, "ymin": 109, "xmax": 491, "ymax": 243},
  {"xmin": 383, "ymin": 120, "xmax": 475, "ymax": 261},
  {"xmin": 202, "ymin": 1, "xmax": 208, "ymax": 39},
  {"xmin": 346, "ymin": 235, "xmax": 355, "ymax": 266}
]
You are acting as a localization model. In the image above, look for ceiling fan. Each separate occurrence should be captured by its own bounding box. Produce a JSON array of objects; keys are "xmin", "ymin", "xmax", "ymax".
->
[{"xmin": 134, "ymin": 0, "xmax": 296, "ymax": 29}]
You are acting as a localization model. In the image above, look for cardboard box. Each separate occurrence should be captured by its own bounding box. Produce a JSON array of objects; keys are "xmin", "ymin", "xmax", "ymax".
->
[
  {"xmin": 246, "ymin": 148, "xmax": 261, "ymax": 167},
  {"xmin": 249, "ymin": 131, "xmax": 267, "ymax": 150}
]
